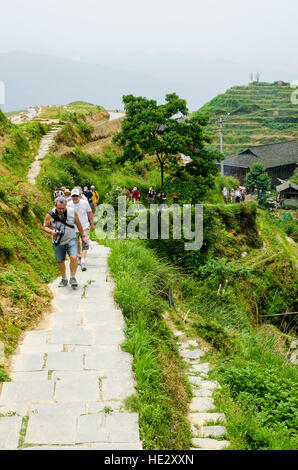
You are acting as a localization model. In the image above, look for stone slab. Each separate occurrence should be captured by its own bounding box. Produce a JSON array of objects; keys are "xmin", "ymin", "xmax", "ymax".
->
[
  {"xmin": 17, "ymin": 344, "xmax": 63, "ymax": 354},
  {"xmin": 51, "ymin": 311, "xmax": 82, "ymax": 325},
  {"xmin": 54, "ymin": 377, "xmax": 100, "ymax": 402},
  {"xmin": 76, "ymin": 413, "xmax": 108, "ymax": 443},
  {"xmin": 101, "ymin": 378, "xmax": 135, "ymax": 401},
  {"xmin": 11, "ymin": 353, "xmax": 45, "ymax": 372},
  {"xmin": 20, "ymin": 331, "xmax": 48, "ymax": 346},
  {"xmin": 198, "ymin": 425, "xmax": 227, "ymax": 438},
  {"xmin": 10, "ymin": 372, "xmax": 49, "ymax": 382},
  {"xmin": 93, "ymin": 327, "xmax": 125, "ymax": 345},
  {"xmin": 88, "ymin": 401, "xmax": 124, "ymax": 413},
  {"xmin": 25, "ymin": 412, "xmax": 78, "ymax": 445},
  {"xmin": 192, "ymin": 388, "xmax": 213, "ymax": 397},
  {"xmin": 0, "ymin": 416, "xmax": 23, "ymax": 449},
  {"xmin": 192, "ymin": 438, "xmax": 230, "ymax": 450},
  {"xmin": 46, "ymin": 352, "xmax": 84, "ymax": 371},
  {"xmin": 91, "ymin": 442, "xmax": 142, "ymax": 450},
  {"xmin": 84, "ymin": 351, "xmax": 132, "ymax": 370},
  {"xmin": 188, "ymin": 413, "xmax": 227, "ymax": 426},
  {"xmin": 29, "ymin": 402, "xmax": 86, "ymax": 415},
  {"xmin": 24, "ymin": 445, "xmax": 89, "ymax": 450},
  {"xmin": 106, "ymin": 413, "xmax": 140, "ymax": 443},
  {"xmin": 0, "ymin": 381, "xmax": 54, "ymax": 405},
  {"xmin": 49, "ymin": 326, "xmax": 94, "ymax": 345},
  {"xmin": 189, "ymin": 397, "xmax": 215, "ymax": 412},
  {"xmin": 180, "ymin": 349, "xmax": 205, "ymax": 360}
]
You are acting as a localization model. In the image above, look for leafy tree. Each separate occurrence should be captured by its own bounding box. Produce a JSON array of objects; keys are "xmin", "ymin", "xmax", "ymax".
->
[
  {"xmin": 113, "ymin": 93, "xmax": 221, "ymax": 194},
  {"xmin": 245, "ymin": 162, "xmax": 270, "ymax": 197}
]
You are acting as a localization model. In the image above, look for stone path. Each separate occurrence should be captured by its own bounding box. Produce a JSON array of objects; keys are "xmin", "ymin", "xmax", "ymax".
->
[
  {"xmin": 176, "ymin": 335, "xmax": 230, "ymax": 450},
  {"xmin": 0, "ymin": 241, "xmax": 142, "ymax": 450},
  {"xmin": 27, "ymin": 125, "xmax": 63, "ymax": 185}
]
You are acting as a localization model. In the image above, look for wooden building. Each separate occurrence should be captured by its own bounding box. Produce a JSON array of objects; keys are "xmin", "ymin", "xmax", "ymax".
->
[
  {"xmin": 276, "ymin": 180, "xmax": 298, "ymax": 208},
  {"xmin": 219, "ymin": 141, "xmax": 298, "ymax": 186}
]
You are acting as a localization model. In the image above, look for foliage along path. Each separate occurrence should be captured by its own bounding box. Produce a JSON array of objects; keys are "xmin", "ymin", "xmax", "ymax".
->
[{"xmin": 0, "ymin": 241, "xmax": 142, "ymax": 449}]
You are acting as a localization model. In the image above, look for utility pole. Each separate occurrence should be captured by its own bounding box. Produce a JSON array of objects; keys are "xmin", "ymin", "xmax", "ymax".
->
[{"xmin": 216, "ymin": 114, "xmax": 230, "ymax": 177}]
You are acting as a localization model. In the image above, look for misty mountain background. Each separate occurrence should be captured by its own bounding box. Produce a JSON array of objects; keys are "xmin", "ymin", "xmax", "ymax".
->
[{"xmin": 0, "ymin": 51, "xmax": 295, "ymax": 113}]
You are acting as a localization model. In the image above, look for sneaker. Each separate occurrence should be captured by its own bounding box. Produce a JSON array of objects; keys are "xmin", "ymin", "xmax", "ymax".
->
[
  {"xmin": 77, "ymin": 255, "xmax": 81, "ymax": 266},
  {"xmin": 81, "ymin": 261, "xmax": 87, "ymax": 271},
  {"xmin": 69, "ymin": 276, "xmax": 78, "ymax": 288},
  {"xmin": 58, "ymin": 278, "xmax": 68, "ymax": 287}
]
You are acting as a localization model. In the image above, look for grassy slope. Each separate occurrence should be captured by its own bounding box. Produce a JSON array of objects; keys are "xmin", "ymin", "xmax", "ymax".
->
[
  {"xmin": 194, "ymin": 81, "xmax": 298, "ymax": 155},
  {"xmin": 0, "ymin": 110, "xmax": 58, "ymax": 378},
  {"xmin": 0, "ymin": 103, "xmax": 297, "ymax": 449}
]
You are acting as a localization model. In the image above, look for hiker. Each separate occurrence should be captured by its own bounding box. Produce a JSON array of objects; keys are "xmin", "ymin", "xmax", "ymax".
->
[
  {"xmin": 43, "ymin": 196, "xmax": 88, "ymax": 288},
  {"xmin": 235, "ymin": 188, "xmax": 241, "ymax": 203},
  {"xmin": 222, "ymin": 187, "xmax": 229, "ymax": 204},
  {"xmin": 240, "ymin": 188, "xmax": 246, "ymax": 201},
  {"xmin": 67, "ymin": 188, "xmax": 94, "ymax": 272},
  {"xmin": 123, "ymin": 186, "xmax": 131, "ymax": 200},
  {"xmin": 90, "ymin": 185, "xmax": 99, "ymax": 214},
  {"xmin": 147, "ymin": 187, "xmax": 155, "ymax": 205},
  {"xmin": 230, "ymin": 188, "xmax": 235, "ymax": 203},
  {"xmin": 64, "ymin": 189, "xmax": 71, "ymax": 202},
  {"xmin": 172, "ymin": 192, "xmax": 179, "ymax": 204},
  {"xmin": 83, "ymin": 186, "xmax": 93, "ymax": 204},
  {"xmin": 53, "ymin": 187, "xmax": 63, "ymax": 199},
  {"xmin": 131, "ymin": 187, "xmax": 140, "ymax": 204}
]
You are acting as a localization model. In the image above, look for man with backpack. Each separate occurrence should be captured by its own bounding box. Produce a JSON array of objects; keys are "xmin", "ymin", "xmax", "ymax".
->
[{"xmin": 42, "ymin": 196, "xmax": 87, "ymax": 288}]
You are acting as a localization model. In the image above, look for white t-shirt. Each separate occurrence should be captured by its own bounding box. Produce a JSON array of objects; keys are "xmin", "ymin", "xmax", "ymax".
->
[{"xmin": 67, "ymin": 199, "xmax": 92, "ymax": 232}]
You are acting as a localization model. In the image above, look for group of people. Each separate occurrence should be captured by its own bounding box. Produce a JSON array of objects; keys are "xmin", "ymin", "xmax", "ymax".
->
[
  {"xmin": 123, "ymin": 187, "xmax": 179, "ymax": 207},
  {"xmin": 222, "ymin": 187, "xmax": 246, "ymax": 204},
  {"xmin": 53, "ymin": 185, "xmax": 99, "ymax": 214},
  {"xmin": 43, "ymin": 185, "xmax": 99, "ymax": 288}
]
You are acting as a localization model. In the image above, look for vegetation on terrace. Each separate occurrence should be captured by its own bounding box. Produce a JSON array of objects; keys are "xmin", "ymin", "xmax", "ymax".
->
[
  {"xmin": 193, "ymin": 81, "xmax": 298, "ymax": 155},
  {"xmin": 0, "ymin": 93, "xmax": 297, "ymax": 449}
]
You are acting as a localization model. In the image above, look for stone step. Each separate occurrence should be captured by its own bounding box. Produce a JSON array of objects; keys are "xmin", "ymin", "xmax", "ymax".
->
[{"xmin": 191, "ymin": 438, "xmax": 230, "ymax": 450}]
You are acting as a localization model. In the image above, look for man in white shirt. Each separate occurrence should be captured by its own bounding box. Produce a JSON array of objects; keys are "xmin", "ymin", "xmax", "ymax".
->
[{"xmin": 68, "ymin": 188, "xmax": 95, "ymax": 271}]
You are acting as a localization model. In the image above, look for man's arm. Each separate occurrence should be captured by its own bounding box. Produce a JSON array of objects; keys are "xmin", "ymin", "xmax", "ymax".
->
[
  {"xmin": 74, "ymin": 212, "xmax": 87, "ymax": 242},
  {"xmin": 43, "ymin": 213, "xmax": 57, "ymax": 237}
]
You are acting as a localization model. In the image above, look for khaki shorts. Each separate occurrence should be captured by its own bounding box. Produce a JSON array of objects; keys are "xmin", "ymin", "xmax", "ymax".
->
[{"xmin": 76, "ymin": 228, "xmax": 90, "ymax": 252}]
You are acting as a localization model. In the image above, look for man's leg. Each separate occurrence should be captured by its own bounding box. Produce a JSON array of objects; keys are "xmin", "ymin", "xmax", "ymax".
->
[
  {"xmin": 69, "ymin": 255, "xmax": 78, "ymax": 276},
  {"xmin": 57, "ymin": 261, "xmax": 67, "ymax": 278}
]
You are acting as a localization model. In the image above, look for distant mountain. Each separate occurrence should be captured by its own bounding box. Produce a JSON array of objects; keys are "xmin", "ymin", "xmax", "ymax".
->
[
  {"xmin": 194, "ymin": 81, "xmax": 298, "ymax": 155},
  {"xmin": 0, "ymin": 51, "xmax": 295, "ymax": 113}
]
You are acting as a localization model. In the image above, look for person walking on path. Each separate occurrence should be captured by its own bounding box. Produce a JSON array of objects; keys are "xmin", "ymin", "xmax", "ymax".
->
[
  {"xmin": 132, "ymin": 187, "xmax": 140, "ymax": 204},
  {"xmin": 235, "ymin": 188, "xmax": 241, "ymax": 203},
  {"xmin": 43, "ymin": 196, "xmax": 87, "ymax": 288},
  {"xmin": 90, "ymin": 185, "xmax": 99, "ymax": 214},
  {"xmin": 83, "ymin": 186, "xmax": 93, "ymax": 204},
  {"xmin": 161, "ymin": 192, "xmax": 167, "ymax": 209},
  {"xmin": 230, "ymin": 188, "xmax": 235, "ymax": 203},
  {"xmin": 147, "ymin": 187, "xmax": 155, "ymax": 206},
  {"xmin": 123, "ymin": 186, "xmax": 131, "ymax": 201},
  {"xmin": 67, "ymin": 188, "xmax": 95, "ymax": 271},
  {"xmin": 222, "ymin": 187, "xmax": 229, "ymax": 204}
]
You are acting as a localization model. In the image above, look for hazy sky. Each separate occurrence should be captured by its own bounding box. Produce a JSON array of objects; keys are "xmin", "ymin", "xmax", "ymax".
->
[{"xmin": 0, "ymin": 0, "xmax": 297, "ymax": 72}]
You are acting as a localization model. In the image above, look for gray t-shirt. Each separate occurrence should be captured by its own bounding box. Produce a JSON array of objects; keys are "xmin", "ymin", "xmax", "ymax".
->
[{"xmin": 50, "ymin": 207, "xmax": 76, "ymax": 245}]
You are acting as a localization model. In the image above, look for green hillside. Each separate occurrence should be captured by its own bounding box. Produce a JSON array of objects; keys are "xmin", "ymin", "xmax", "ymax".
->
[{"xmin": 194, "ymin": 81, "xmax": 298, "ymax": 155}]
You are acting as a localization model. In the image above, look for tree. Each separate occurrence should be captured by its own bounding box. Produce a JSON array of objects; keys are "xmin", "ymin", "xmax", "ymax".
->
[
  {"xmin": 245, "ymin": 162, "xmax": 270, "ymax": 197},
  {"xmin": 113, "ymin": 93, "xmax": 220, "ymax": 196}
]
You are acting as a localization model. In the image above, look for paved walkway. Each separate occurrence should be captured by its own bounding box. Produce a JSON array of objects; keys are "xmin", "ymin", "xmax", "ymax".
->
[
  {"xmin": 27, "ymin": 125, "xmax": 63, "ymax": 185},
  {"xmin": 175, "ymin": 334, "xmax": 230, "ymax": 450},
  {"xmin": 0, "ymin": 242, "xmax": 142, "ymax": 450}
]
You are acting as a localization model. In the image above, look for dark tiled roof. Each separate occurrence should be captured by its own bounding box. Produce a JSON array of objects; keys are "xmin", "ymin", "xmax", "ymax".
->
[
  {"xmin": 224, "ymin": 140, "xmax": 298, "ymax": 169},
  {"xmin": 276, "ymin": 181, "xmax": 298, "ymax": 192}
]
